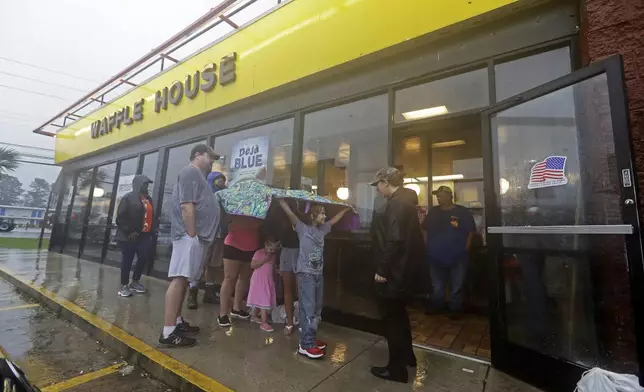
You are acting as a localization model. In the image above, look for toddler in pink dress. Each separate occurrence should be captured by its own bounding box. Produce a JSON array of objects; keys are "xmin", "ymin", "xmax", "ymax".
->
[{"xmin": 247, "ymin": 237, "xmax": 280, "ymax": 332}]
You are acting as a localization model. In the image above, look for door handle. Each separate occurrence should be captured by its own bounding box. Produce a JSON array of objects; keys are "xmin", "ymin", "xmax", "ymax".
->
[{"xmin": 625, "ymin": 198, "xmax": 635, "ymax": 205}]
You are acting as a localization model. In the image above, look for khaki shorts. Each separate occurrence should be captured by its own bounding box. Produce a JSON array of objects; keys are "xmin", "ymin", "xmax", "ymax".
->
[{"xmin": 203, "ymin": 238, "xmax": 225, "ymax": 268}]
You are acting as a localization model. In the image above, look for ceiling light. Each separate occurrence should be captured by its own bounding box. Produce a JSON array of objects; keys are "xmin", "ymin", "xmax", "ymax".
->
[
  {"xmin": 432, "ymin": 174, "xmax": 464, "ymax": 181},
  {"xmin": 336, "ymin": 187, "xmax": 349, "ymax": 201},
  {"xmin": 402, "ymin": 106, "xmax": 448, "ymax": 121},
  {"xmin": 432, "ymin": 140, "xmax": 466, "ymax": 148}
]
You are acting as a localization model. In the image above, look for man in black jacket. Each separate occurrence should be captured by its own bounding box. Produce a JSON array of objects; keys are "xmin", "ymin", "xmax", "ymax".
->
[
  {"xmin": 369, "ymin": 167, "xmax": 424, "ymax": 383},
  {"xmin": 115, "ymin": 175, "xmax": 154, "ymax": 298}
]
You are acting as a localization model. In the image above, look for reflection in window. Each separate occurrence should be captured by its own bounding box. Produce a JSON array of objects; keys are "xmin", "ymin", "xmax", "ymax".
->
[
  {"xmin": 141, "ymin": 152, "xmax": 159, "ymax": 195},
  {"xmin": 155, "ymin": 141, "xmax": 206, "ymax": 274},
  {"xmin": 87, "ymin": 163, "xmax": 116, "ymax": 226},
  {"xmin": 302, "ymin": 96, "xmax": 388, "ymax": 229},
  {"xmin": 64, "ymin": 168, "xmax": 94, "ymax": 257},
  {"xmin": 495, "ymin": 47, "xmax": 571, "ymax": 102},
  {"xmin": 213, "ymin": 119, "xmax": 294, "ymax": 187},
  {"xmin": 82, "ymin": 163, "xmax": 116, "ymax": 261},
  {"xmin": 395, "ymin": 68, "xmax": 488, "ymax": 123}
]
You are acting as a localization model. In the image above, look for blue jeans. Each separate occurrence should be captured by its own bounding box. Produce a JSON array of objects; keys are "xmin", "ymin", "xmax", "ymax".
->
[
  {"xmin": 118, "ymin": 233, "xmax": 151, "ymax": 286},
  {"xmin": 297, "ymin": 273, "xmax": 323, "ymax": 349},
  {"xmin": 430, "ymin": 261, "xmax": 467, "ymax": 312}
]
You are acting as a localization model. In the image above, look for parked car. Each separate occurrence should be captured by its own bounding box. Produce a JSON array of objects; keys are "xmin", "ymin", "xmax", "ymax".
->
[{"xmin": 0, "ymin": 218, "xmax": 16, "ymax": 232}]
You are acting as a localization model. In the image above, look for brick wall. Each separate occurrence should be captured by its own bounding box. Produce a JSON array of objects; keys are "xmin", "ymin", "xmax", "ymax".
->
[{"xmin": 580, "ymin": 0, "xmax": 644, "ymax": 371}]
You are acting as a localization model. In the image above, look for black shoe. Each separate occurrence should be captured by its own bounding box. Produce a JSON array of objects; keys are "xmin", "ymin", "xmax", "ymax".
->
[
  {"xmin": 218, "ymin": 315, "xmax": 232, "ymax": 327},
  {"xmin": 203, "ymin": 286, "xmax": 219, "ymax": 304},
  {"xmin": 158, "ymin": 332, "xmax": 196, "ymax": 348},
  {"xmin": 370, "ymin": 366, "xmax": 408, "ymax": 383},
  {"xmin": 407, "ymin": 355, "xmax": 417, "ymax": 368},
  {"xmin": 175, "ymin": 320, "xmax": 200, "ymax": 335},
  {"xmin": 231, "ymin": 308, "xmax": 250, "ymax": 319},
  {"xmin": 187, "ymin": 287, "xmax": 198, "ymax": 309}
]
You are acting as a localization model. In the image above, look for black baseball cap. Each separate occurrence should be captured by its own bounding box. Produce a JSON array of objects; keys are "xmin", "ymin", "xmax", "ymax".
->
[
  {"xmin": 432, "ymin": 186, "xmax": 453, "ymax": 195},
  {"xmin": 190, "ymin": 144, "xmax": 220, "ymax": 160}
]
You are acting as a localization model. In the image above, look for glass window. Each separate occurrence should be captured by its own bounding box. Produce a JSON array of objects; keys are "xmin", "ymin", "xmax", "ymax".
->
[
  {"xmin": 302, "ymin": 95, "xmax": 388, "ymax": 230},
  {"xmin": 491, "ymin": 72, "xmax": 637, "ymax": 372},
  {"xmin": 395, "ymin": 68, "xmax": 488, "ymax": 123},
  {"xmin": 140, "ymin": 152, "xmax": 159, "ymax": 195},
  {"xmin": 57, "ymin": 174, "xmax": 74, "ymax": 221},
  {"xmin": 112, "ymin": 158, "xmax": 138, "ymax": 226},
  {"xmin": 82, "ymin": 163, "xmax": 116, "ymax": 261},
  {"xmin": 495, "ymin": 47, "xmax": 571, "ymax": 101},
  {"xmin": 64, "ymin": 168, "xmax": 93, "ymax": 257},
  {"xmin": 155, "ymin": 140, "xmax": 206, "ymax": 274},
  {"xmin": 213, "ymin": 119, "xmax": 294, "ymax": 187}
]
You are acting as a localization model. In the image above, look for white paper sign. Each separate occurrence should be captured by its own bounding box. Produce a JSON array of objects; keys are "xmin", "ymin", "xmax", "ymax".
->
[{"xmin": 229, "ymin": 136, "xmax": 268, "ymax": 183}]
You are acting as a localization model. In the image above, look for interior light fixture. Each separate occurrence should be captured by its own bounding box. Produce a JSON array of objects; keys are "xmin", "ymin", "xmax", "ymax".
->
[
  {"xmin": 432, "ymin": 140, "xmax": 466, "ymax": 148},
  {"xmin": 500, "ymin": 178, "xmax": 510, "ymax": 195},
  {"xmin": 402, "ymin": 105, "xmax": 448, "ymax": 121},
  {"xmin": 432, "ymin": 174, "xmax": 464, "ymax": 181},
  {"xmin": 336, "ymin": 187, "xmax": 349, "ymax": 201},
  {"xmin": 93, "ymin": 187, "xmax": 105, "ymax": 198}
]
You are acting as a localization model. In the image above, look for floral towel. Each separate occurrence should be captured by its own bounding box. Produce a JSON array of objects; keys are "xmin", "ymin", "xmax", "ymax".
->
[{"xmin": 216, "ymin": 179, "xmax": 360, "ymax": 230}]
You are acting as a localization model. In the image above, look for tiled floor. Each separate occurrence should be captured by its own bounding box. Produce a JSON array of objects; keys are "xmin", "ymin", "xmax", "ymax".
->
[{"xmin": 409, "ymin": 308, "xmax": 491, "ymax": 360}]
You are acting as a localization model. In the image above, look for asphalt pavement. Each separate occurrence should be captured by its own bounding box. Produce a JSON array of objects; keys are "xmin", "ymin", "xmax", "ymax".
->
[{"xmin": 0, "ymin": 278, "xmax": 173, "ymax": 392}]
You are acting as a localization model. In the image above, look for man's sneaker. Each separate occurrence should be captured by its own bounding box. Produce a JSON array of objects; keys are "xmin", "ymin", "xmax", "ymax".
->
[
  {"xmin": 298, "ymin": 345, "xmax": 325, "ymax": 359},
  {"xmin": 129, "ymin": 282, "xmax": 146, "ymax": 293},
  {"xmin": 231, "ymin": 308, "xmax": 250, "ymax": 319},
  {"xmin": 187, "ymin": 287, "xmax": 198, "ymax": 309},
  {"xmin": 175, "ymin": 320, "xmax": 200, "ymax": 336},
  {"xmin": 218, "ymin": 315, "xmax": 232, "ymax": 327},
  {"xmin": 117, "ymin": 285, "xmax": 132, "ymax": 297},
  {"xmin": 203, "ymin": 286, "xmax": 218, "ymax": 304},
  {"xmin": 316, "ymin": 340, "xmax": 327, "ymax": 350},
  {"xmin": 158, "ymin": 332, "xmax": 196, "ymax": 348}
]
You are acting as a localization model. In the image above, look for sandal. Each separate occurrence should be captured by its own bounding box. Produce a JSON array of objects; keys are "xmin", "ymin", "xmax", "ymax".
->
[
  {"xmin": 261, "ymin": 323, "xmax": 275, "ymax": 333},
  {"xmin": 284, "ymin": 324, "xmax": 294, "ymax": 336}
]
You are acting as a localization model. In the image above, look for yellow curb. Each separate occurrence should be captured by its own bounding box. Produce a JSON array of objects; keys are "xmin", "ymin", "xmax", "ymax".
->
[
  {"xmin": 0, "ymin": 266, "xmax": 233, "ymax": 392},
  {"xmin": 0, "ymin": 303, "xmax": 40, "ymax": 312}
]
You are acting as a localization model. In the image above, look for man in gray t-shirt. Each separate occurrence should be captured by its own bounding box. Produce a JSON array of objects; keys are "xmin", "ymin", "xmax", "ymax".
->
[
  {"xmin": 171, "ymin": 165, "xmax": 219, "ymax": 242},
  {"xmin": 159, "ymin": 144, "xmax": 219, "ymax": 349}
]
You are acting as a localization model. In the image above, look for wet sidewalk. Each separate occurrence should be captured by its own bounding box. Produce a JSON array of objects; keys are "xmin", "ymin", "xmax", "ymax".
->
[{"xmin": 0, "ymin": 249, "xmax": 541, "ymax": 392}]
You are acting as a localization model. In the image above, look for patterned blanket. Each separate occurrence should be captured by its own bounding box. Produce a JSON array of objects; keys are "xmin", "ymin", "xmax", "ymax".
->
[{"xmin": 216, "ymin": 179, "xmax": 360, "ymax": 230}]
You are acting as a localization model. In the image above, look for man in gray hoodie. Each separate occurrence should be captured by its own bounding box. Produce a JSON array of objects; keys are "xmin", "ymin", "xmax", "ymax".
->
[{"xmin": 115, "ymin": 174, "xmax": 155, "ymax": 297}]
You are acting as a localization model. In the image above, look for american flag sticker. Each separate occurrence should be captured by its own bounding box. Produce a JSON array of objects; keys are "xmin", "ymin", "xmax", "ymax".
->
[{"xmin": 527, "ymin": 156, "xmax": 568, "ymax": 189}]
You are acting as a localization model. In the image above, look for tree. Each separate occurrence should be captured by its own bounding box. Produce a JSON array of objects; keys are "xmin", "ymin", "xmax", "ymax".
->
[
  {"xmin": 0, "ymin": 146, "xmax": 20, "ymax": 175},
  {"xmin": 23, "ymin": 178, "xmax": 51, "ymax": 208},
  {"xmin": 0, "ymin": 175, "xmax": 24, "ymax": 206}
]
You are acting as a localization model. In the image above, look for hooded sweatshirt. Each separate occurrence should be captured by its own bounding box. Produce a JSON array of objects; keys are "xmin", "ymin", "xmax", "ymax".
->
[{"xmin": 115, "ymin": 174, "xmax": 154, "ymax": 242}]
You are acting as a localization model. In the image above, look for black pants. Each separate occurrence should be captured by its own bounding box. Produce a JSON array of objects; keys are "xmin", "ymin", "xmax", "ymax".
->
[
  {"xmin": 378, "ymin": 297, "xmax": 415, "ymax": 375},
  {"xmin": 118, "ymin": 233, "xmax": 151, "ymax": 285}
]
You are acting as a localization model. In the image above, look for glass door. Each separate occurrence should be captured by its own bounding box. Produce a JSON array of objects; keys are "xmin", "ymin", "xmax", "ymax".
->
[{"xmin": 482, "ymin": 55, "xmax": 644, "ymax": 391}]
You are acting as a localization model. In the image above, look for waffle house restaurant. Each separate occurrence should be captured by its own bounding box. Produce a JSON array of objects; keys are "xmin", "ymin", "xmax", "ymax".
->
[{"xmin": 48, "ymin": 0, "xmax": 644, "ymax": 389}]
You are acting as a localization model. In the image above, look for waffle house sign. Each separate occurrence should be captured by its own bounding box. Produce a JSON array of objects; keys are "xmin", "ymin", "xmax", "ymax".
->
[{"xmin": 90, "ymin": 53, "xmax": 237, "ymax": 139}]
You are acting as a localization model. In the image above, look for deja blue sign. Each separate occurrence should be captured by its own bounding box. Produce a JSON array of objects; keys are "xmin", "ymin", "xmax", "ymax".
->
[{"xmin": 229, "ymin": 136, "xmax": 268, "ymax": 182}]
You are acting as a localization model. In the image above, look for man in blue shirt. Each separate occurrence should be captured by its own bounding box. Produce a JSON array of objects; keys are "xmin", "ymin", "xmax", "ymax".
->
[{"xmin": 424, "ymin": 186, "xmax": 476, "ymax": 318}]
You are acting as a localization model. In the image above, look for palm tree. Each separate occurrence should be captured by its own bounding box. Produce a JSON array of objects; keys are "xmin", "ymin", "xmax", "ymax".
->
[{"xmin": 0, "ymin": 146, "xmax": 20, "ymax": 176}]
